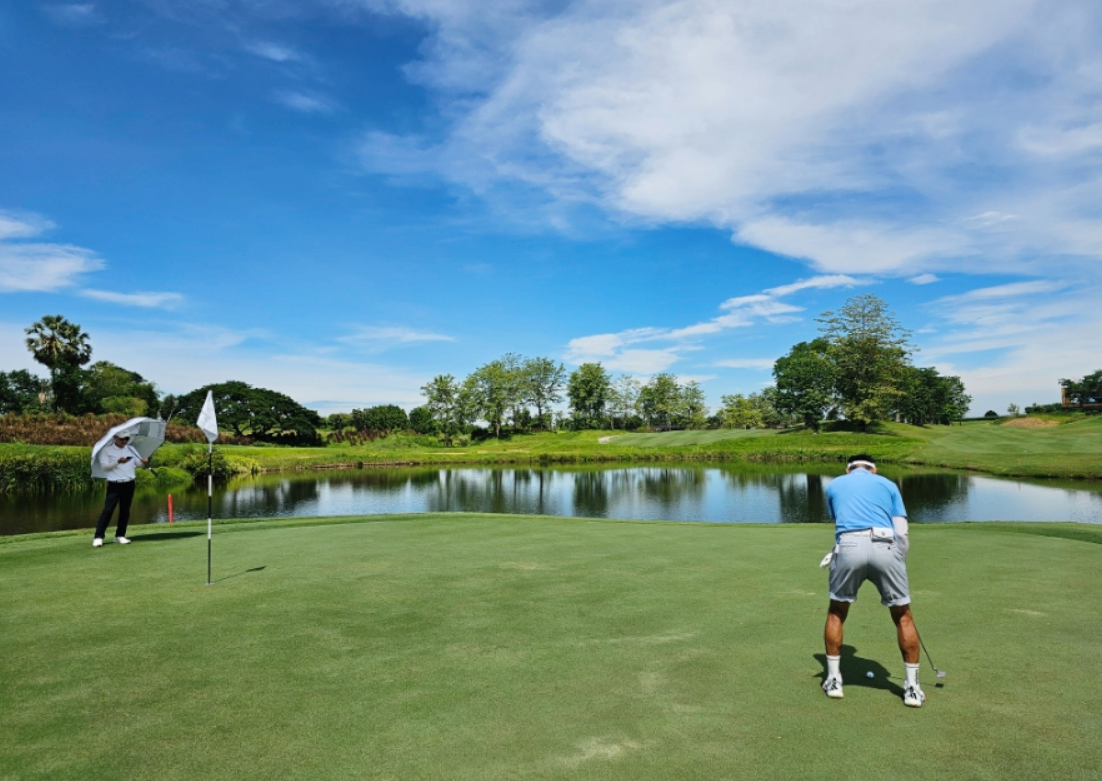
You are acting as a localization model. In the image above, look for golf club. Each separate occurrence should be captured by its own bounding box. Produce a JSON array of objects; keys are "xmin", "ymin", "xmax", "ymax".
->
[{"xmin": 915, "ymin": 624, "xmax": 947, "ymax": 678}]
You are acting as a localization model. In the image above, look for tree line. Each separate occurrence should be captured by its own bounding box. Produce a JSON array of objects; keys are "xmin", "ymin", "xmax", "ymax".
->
[
  {"xmin": 3, "ymin": 296, "xmax": 990, "ymax": 448},
  {"xmin": 2, "ymin": 316, "xmax": 324, "ymax": 445},
  {"xmin": 412, "ymin": 295, "xmax": 973, "ymax": 441}
]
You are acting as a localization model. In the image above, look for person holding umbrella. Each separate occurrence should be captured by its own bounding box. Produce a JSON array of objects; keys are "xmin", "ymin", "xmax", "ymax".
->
[
  {"xmin": 93, "ymin": 431, "xmax": 148, "ymax": 547},
  {"xmin": 90, "ymin": 417, "xmax": 166, "ymax": 547}
]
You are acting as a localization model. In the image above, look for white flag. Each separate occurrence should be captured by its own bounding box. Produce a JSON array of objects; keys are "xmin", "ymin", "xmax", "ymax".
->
[{"xmin": 197, "ymin": 390, "xmax": 219, "ymax": 443}]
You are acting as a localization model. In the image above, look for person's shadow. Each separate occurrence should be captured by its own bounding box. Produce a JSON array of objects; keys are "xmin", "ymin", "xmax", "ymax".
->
[
  {"xmin": 813, "ymin": 644, "xmax": 903, "ymax": 696},
  {"xmin": 131, "ymin": 532, "xmax": 204, "ymax": 542}
]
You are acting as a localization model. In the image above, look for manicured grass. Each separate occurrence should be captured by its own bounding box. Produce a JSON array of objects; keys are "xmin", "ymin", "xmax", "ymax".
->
[
  {"xmin": 911, "ymin": 417, "xmax": 1102, "ymax": 478},
  {"xmin": 603, "ymin": 428, "xmax": 778, "ymax": 446},
  {"xmin": 2, "ymin": 515, "xmax": 1099, "ymax": 780}
]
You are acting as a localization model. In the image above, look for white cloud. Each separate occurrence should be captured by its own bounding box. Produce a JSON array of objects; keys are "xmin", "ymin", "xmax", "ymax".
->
[
  {"xmin": 85, "ymin": 323, "xmax": 430, "ymax": 411},
  {"xmin": 360, "ymin": 0, "xmax": 1102, "ymax": 279},
  {"xmin": 935, "ymin": 280, "xmax": 1069, "ymax": 305},
  {"xmin": 909, "ymin": 274, "xmax": 940, "ymax": 285},
  {"xmin": 274, "ymin": 91, "xmax": 334, "ymax": 114},
  {"xmin": 245, "ymin": 42, "xmax": 301, "ymax": 62},
  {"xmin": 80, "ymin": 289, "xmax": 185, "ymax": 308},
  {"xmin": 918, "ymin": 279, "xmax": 1102, "ymax": 412},
  {"xmin": 605, "ymin": 349, "xmax": 682, "ymax": 374},
  {"xmin": 42, "ymin": 4, "xmax": 99, "ymax": 26},
  {"xmin": 715, "ymin": 358, "xmax": 776, "ymax": 371},
  {"xmin": 339, "ymin": 325, "xmax": 456, "ymax": 352},
  {"xmin": 0, "ymin": 211, "xmax": 55, "ymax": 240},
  {"xmin": 565, "ymin": 272, "xmax": 858, "ymax": 371},
  {"xmin": 764, "ymin": 275, "xmax": 863, "ymax": 297},
  {"xmin": 0, "ymin": 210, "xmax": 104, "ymax": 292}
]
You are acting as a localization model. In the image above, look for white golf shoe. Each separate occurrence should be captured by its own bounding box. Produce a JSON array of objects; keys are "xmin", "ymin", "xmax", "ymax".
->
[
  {"xmin": 903, "ymin": 684, "xmax": 926, "ymax": 708},
  {"xmin": 92, "ymin": 538, "xmax": 104, "ymax": 548},
  {"xmin": 822, "ymin": 676, "xmax": 844, "ymax": 699},
  {"xmin": 115, "ymin": 536, "xmax": 131, "ymax": 545}
]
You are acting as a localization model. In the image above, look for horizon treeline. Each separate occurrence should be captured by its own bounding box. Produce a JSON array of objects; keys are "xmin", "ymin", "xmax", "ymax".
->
[{"xmin": 5, "ymin": 299, "xmax": 1092, "ymax": 445}]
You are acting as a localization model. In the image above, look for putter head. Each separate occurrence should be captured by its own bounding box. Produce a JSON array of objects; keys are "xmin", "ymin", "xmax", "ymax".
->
[{"xmin": 935, "ymin": 670, "xmax": 947, "ymax": 678}]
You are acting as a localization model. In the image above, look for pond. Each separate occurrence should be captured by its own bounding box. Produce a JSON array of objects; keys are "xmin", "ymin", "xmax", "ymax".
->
[{"xmin": 3, "ymin": 464, "xmax": 1101, "ymax": 536}]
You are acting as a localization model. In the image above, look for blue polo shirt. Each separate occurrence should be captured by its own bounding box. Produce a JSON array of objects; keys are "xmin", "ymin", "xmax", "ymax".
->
[{"xmin": 825, "ymin": 468, "xmax": 907, "ymax": 541}]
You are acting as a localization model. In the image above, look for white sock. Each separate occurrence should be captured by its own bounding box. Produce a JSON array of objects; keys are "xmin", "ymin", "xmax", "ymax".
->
[
  {"xmin": 827, "ymin": 655, "xmax": 841, "ymax": 680},
  {"xmin": 905, "ymin": 663, "xmax": 920, "ymax": 688}
]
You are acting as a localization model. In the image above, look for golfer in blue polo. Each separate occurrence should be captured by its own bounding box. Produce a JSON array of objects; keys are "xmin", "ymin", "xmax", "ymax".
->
[{"xmin": 821, "ymin": 454, "xmax": 924, "ymax": 707}]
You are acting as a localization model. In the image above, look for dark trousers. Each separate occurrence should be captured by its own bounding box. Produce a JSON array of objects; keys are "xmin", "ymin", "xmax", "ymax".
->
[{"xmin": 96, "ymin": 480, "xmax": 136, "ymax": 539}]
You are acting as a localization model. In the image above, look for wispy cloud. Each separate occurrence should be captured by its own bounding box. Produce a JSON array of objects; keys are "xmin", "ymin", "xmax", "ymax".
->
[
  {"xmin": 245, "ymin": 41, "xmax": 301, "ymax": 63},
  {"xmin": 358, "ymin": 0, "xmax": 1102, "ymax": 281},
  {"xmin": 565, "ymin": 274, "xmax": 861, "ymax": 371},
  {"xmin": 909, "ymin": 274, "xmax": 940, "ymax": 285},
  {"xmin": 921, "ymin": 279, "xmax": 1102, "ymax": 410},
  {"xmin": 42, "ymin": 3, "xmax": 100, "ymax": 26},
  {"xmin": 0, "ymin": 211, "xmax": 103, "ymax": 292},
  {"xmin": 275, "ymin": 91, "xmax": 334, "ymax": 114},
  {"xmin": 714, "ymin": 358, "xmax": 776, "ymax": 371},
  {"xmin": 0, "ymin": 211, "xmax": 55, "ymax": 240},
  {"xmin": 80, "ymin": 289, "xmax": 185, "ymax": 308},
  {"xmin": 0, "ymin": 320, "xmax": 431, "ymax": 412},
  {"xmin": 339, "ymin": 326, "xmax": 456, "ymax": 352}
]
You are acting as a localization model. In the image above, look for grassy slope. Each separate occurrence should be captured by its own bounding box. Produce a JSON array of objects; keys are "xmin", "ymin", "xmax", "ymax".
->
[
  {"xmin": 3, "ymin": 415, "xmax": 1099, "ymax": 486},
  {"xmin": 905, "ymin": 416, "xmax": 1102, "ymax": 478},
  {"xmin": 2, "ymin": 515, "xmax": 1099, "ymax": 781}
]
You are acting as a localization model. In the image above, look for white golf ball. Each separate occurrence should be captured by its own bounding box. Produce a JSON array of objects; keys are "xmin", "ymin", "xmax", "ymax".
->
[{"xmin": 866, "ymin": 671, "xmax": 874, "ymax": 679}]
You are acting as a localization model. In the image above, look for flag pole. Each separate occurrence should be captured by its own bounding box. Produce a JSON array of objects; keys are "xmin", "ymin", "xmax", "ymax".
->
[
  {"xmin": 207, "ymin": 441, "xmax": 213, "ymax": 585},
  {"xmin": 198, "ymin": 390, "xmax": 219, "ymax": 586}
]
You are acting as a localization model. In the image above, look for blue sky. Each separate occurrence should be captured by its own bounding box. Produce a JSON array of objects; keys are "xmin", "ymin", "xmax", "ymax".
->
[{"xmin": 3, "ymin": 0, "xmax": 1101, "ymax": 417}]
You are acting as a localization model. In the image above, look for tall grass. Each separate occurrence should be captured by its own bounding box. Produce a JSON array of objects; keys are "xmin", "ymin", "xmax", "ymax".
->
[
  {"xmin": 0, "ymin": 412, "xmax": 252, "ymax": 447},
  {"xmin": 0, "ymin": 448, "xmax": 89, "ymax": 492}
]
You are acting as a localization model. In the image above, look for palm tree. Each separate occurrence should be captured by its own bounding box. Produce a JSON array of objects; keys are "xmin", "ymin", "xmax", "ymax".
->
[{"xmin": 24, "ymin": 315, "xmax": 92, "ymax": 413}]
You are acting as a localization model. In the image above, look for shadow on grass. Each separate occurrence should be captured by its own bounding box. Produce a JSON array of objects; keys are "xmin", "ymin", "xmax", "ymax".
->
[
  {"xmin": 215, "ymin": 566, "xmax": 267, "ymax": 583},
  {"xmin": 813, "ymin": 645, "xmax": 903, "ymax": 696},
  {"xmin": 132, "ymin": 532, "xmax": 205, "ymax": 542}
]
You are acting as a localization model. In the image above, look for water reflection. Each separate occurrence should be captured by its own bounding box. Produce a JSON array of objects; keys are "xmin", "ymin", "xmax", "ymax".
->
[{"xmin": 2, "ymin": 464, "xmax": 1100, "ymax": 536}]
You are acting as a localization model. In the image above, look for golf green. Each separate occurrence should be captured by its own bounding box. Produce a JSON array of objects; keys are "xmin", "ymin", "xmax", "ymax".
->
[{"xmin": 2, "ymin": 515, "xmax": 1099, "ymax": 780}]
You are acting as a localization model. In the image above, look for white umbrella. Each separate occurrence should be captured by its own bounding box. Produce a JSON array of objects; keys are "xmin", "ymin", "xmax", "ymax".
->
[{"xmin": 91, "ymin": 417, "xmax": 167, "ymax": 478}]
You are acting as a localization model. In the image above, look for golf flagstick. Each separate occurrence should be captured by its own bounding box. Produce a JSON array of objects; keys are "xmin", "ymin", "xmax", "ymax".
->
[
  {"xmin": 197, "ymin": 391, "xmax": 219, "ymax": 585},
  {"xmin": 207, "ymin": 442, "xmax": 213, "ymax": 585}
]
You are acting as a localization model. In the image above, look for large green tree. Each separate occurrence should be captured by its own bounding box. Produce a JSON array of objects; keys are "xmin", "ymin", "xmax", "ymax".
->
[
  {"xmin": 81, "ymin": 361, "xmax": 159, "ymax": 417},
  {"xmin": 719, "ymin": 393, "xmax": 764, "ymax": 429},
  {"xmin": 421, "ymin": 374, "xmax": 474, "ymax": 446},
  {"xmin": 521, "ymin": 357, "xmax": 566, "ymax": 431},
  {"xmin": 24, "ymin": 315, "xmax": 92, "ymax": 413},
  {"xmin": 608, "ymin": 374, "xmax": 641, "ymax": 429},
  {"xmin": 0, "ymin": 370, "xmax": 48, "ymax": 414},
  {"xmin": 467, "ymin": 359, "xmax": 518, "ymax": 438},
  {"xmin": 567, "ymin": 363, "xmax": 611, "ymax": 429},
  {"xmin": 351, "ymin": 404, "xmax": 409, "ymax": 433},
  {"xmin": 1060, "ymin": 370, "xmax": 1102, "ymax": 408},
  {"xmin": 174, "ymin": 381, "xmax": 323, "ymax": 445},
  {"xmin": 637, "ymin": 373, "xmax": 681, "ymax": 430},
  {"xmin": 407, "ymin": 405, "xmax": 437, "ymax": 435},
  {"xmin": 772, "ymin": 338, "xmax": 837, "ymax": 433},
  {"xmin": 817, "ymin": 295, "xmax": 914, "ymax": 430},
  {"xmin": 678, "ymin": 380, "xmax": 708, "ymax": 430},
  {"xmin": 897, "ymin": 367, "xmax": 970, "ymax": 425}
]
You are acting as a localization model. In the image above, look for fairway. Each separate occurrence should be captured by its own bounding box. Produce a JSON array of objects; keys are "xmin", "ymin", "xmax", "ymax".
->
[
  {"xmin": 2, "ymin": 516, "xmax": 1100, "ymax": 780},
  {"xmin": 602, "ymin": 428, "xmax": 777, "ymax": 446}
]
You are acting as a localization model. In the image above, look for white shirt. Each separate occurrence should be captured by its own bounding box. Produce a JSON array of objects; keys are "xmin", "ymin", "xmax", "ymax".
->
[{"xmin": 99, "ymin": 442, "xmax": 140, "ymax": 481}]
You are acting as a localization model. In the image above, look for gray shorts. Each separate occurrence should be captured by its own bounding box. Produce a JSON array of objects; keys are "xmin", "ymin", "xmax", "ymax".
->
[{"xmin": 828, "ymin": 532, "xmax": 911, "ymax": 607}]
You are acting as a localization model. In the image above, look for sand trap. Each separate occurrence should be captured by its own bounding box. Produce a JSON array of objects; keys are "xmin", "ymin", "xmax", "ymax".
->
[{"xmin": 1002, "ymin": 417, "xmax": 1059, "ymax": 428}]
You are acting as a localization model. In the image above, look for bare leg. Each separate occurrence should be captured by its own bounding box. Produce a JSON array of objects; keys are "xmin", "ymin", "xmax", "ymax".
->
[
  {"xmin": 824, "ymin": 600, "xmax": 850, "ymax": 656},
  {"xmin": 890, "ymin": 604, "xmax": 920, "ymax": 664}
]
